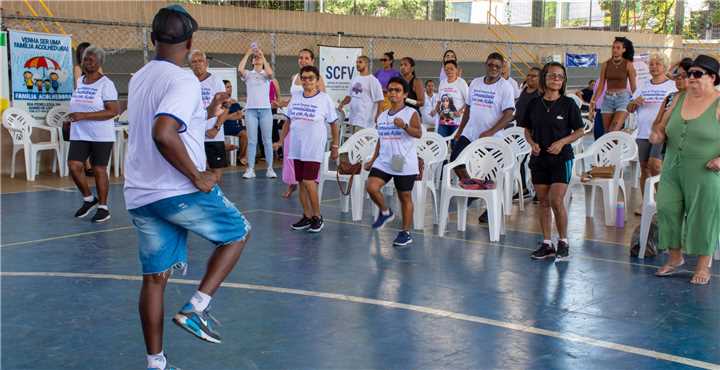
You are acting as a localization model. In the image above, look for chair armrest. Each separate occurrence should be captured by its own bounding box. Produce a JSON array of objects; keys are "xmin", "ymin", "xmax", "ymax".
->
[{"xmin": 31, "ymin": 124, "xmax": 58, "ymax": 142}]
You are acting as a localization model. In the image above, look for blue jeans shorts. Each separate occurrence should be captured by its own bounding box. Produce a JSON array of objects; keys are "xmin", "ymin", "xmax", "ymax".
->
[
  {"xmin": 601, "ymin": 91, "xmax": 631, "ymax": 114},
  {"xmin": 128, "ymin": 186, "xmax": 251, "ymax": 275}
]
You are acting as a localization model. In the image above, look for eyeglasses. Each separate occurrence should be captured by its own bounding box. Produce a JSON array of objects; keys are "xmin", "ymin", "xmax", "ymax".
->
[
  {"xmin": 687, "ymin": 69, "xmax": 708, "ymax": 79},
  {"xmin": 387, "ymin": 87, "xmax": 403, "ymax": 93},
  {"xmin": 545, "ymin": 73, "xmax": 566, "ymax": 80},
  {"xmin": 300, "ymin": 75, "xmax": 317, "ymax": 81},
  {"xmin": 380, "ymin": 58, "xmax": 389, "ymax": 62}
]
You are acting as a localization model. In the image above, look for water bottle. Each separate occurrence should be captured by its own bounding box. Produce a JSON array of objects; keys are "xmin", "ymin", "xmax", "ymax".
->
[{"xmin": 615, "ymin": 201, "xmax": 625, "ymax": 228}]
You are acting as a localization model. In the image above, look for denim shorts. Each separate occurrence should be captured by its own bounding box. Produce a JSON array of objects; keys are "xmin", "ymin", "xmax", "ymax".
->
[
  {"xmin": 128, "ymin": 186, "xmax": 251, "ymax": 275},
  {"xmin": 600, "ymin": 91, "xmax": 631, "ymax": 114}
]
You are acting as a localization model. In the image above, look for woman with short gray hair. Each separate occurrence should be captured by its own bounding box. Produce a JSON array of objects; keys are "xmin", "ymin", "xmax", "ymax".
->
[{"xmin": 67, "ymin": 45, "xmax": 121, "ymax": 223}]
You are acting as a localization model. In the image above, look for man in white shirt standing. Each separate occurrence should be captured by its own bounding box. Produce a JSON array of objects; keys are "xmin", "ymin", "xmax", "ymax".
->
[
  {"xmin": 189, "ymin": 49, "xmax": 228, "ymax": 181},
  {"xmin": 338, "ymin": 55, "xmax": 384, "ymax": 131},
  {"xmin": 124, "ymin": 6, "xmax": 250, "ymax": 370}
]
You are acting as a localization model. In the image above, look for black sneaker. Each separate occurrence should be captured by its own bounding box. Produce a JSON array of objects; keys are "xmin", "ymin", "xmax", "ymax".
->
[
  {"xmin": 291, "ymin": 216, "xmax": 313, "ymax": 230},
  {"xmin": 530, "ymin": 242, "xmax": 556, "ymax": 260},
  {"xmin": 91, "ymin": 208, "xmax": 111, "ymax": 223},
  {"xmin": 74, "ymin": 197, "xmax": 98, "ymax": 218},
  {"xmin": 307, "ymin": 216, "xmax": 324, "ymax": 233},
  {"xmin": 555, "ymin": 240, "xmax": 570, "ymax": 261}
]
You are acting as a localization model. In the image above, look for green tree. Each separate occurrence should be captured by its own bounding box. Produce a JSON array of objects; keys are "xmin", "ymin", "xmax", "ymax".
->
[
  {"xmin": 323, "ymin": 0, "xmax": 429, "ymax": 19},
  {"xmin": 599, "ymin": 0, "xmax": 677, "ymax": 33}
]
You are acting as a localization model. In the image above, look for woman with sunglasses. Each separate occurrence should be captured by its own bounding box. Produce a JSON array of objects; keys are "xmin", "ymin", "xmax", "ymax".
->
[
  {"xmin": 589, "ymin": 37, "xmax": 637, "ymax": 133},
  {"xmin": 374, "ymin": 51, "xmax": 402, "ymax": 111},
  {"xmin": 652, "ymin": 55, "xmax": 720, "ymax": 285},
  {"xmin": 520, "ymin": 62, "xmax": 585, "ymax": 262},
  {"xmin": 626, "ymin": 53, "xmax": 676, "ymax": 215}
]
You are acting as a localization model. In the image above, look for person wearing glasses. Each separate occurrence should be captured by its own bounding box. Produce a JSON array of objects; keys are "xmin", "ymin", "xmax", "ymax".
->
[
  {"xmin": 286, "ymin": 65, "xmax": 340, "ymax": 233},
  {"xmin": 374, "ymin": 51, "xmax": 402, "ymax": 111},
  {"xmin": 651, "ymin": 55, "xmax": 720, "ymax": 285},
  {"xmin": 626, "ymin": 53, "xmax": 676, "ymax": 215},
  {"xmin": 364, "ymin": 77, "xmax": 423, "ymax": 247},
  {"xmin": 520, "ymin": 62, "xmax": 585, "ymax": 262},
  {"xmin": 589, "ymin": 37, "xmax": 637, "ymax": 133}
]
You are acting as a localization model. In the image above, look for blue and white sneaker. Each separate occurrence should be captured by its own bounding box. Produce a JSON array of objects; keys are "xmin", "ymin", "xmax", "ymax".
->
[
  {"xmin": 172, "ymin": 303, "xmax": 222, "ymax": 344},
  {"xmin": 393, "ymin": 231, "xmax": 413, "ymax": 246},
  {"xmin": 372, "ymin": 209, "xmax": 395, "ymax": 229}
]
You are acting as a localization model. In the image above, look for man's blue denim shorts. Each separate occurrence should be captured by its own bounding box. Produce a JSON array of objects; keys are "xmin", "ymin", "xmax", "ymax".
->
[{"xmin": 128, "ymin": 186, "xmax": 251, "ymax": 275}]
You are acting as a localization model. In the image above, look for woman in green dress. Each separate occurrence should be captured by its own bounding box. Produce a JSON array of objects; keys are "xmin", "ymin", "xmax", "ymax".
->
[{"xmin": 650, "ymin": 55, "xmax": 720, "ymax": 285}]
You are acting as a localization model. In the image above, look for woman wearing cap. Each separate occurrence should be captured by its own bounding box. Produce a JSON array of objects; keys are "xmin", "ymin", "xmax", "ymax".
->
[
  {"xmin": 651, "ymin": 55, "xmax": 720, "ymax": 285},
  {"xmin": 589, "ymin": 37, "xmax": 637, "ymax": 133}
]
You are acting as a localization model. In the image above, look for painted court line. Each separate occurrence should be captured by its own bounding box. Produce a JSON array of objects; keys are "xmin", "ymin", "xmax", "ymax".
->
[
  {"xmin": 2, "ymin": 271, "xmax": 718, "ymax": 370},
  {"xmin": 31, "ymin": 184, "xmax": 76, "ymax": 193}
]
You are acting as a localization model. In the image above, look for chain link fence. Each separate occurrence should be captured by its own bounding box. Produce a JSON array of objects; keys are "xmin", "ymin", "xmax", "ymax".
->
[{"xmin": 3, "ymin": 13, "xmax": 716, "ymax": 101}]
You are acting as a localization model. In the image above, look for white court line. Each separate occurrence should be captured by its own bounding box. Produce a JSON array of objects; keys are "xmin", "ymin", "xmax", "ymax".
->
[
  {"xmin": 31, "ymin": 185, "xmax": 76, "ymax": 193},
  {"xmin": 2, "ymin": 271, "xmax": 718, "ymax": 370}
]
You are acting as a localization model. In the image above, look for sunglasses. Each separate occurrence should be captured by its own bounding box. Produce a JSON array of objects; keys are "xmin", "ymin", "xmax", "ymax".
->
[
  {"xmin": 687, "ymin": 69, "xmax": 709, "ymax": 79},
  {"xmin": 546, "ymin": 73, "xmax": 566, "ymax": 80},
  {"xmin": 387, "ymin": 87, "xmax": 403, "ymax": 93},
  {"xmin": 300, "ymin": 75, "xmax": 317, "ymax": 81}
]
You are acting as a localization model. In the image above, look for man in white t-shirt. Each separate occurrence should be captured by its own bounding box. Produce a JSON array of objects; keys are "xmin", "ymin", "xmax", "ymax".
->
[
  {"xmin": 189, "ymin": 49, "xmax": 228, "ymax": 180},
  {"xmin": 338, "ymin": 55, "xmax": 384, "ymax": 131},
  {"xmin": 124, "ymin": 6, "xmax": 250, "ymax": 370},
  {"xmin": 452, "ymin": 52, "xmax": 516, "ymax": 180}
]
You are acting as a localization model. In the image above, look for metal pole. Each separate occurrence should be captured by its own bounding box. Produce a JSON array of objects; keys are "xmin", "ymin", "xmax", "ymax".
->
[
  {"xmin": 368, "ymin": 38, "xmax": 374, "ymax": 71},
  {"xmin": 270, "ymin": 32, "xmax": 277, "ymax": 71},
  {"xmin": 588, "ymin": 0, "xmax": 592, "ymax": 28},
  {"xmin": 142, "ymin": 27, "xmax": 149, "ymax": 64}
]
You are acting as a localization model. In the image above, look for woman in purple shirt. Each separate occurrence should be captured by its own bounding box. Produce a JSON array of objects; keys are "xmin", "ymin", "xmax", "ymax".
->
[{"xmin": 374, "ymin": 51, "xmax": 402, "ymax": 112}]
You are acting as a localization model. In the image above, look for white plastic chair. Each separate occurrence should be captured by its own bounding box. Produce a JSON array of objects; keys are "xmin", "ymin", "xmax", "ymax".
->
[
  {"xmin": 438, "ymin": 137, "xmax": 514, "ymax": 241},
  {"xmin": 112, "ymin": 124, "xmax": 128, "ymax": 177},
  {"xmin": 564, "ymin": 131, "xmax": 637, "ymax": 226},
  {"xmin": 2, "ymin": 107, "xmax": 62, "ymax": 181},
  {"xmin": 412, "ymin": 132, "xmax": 448, "ymax": 229},
  {"xmin": 502, "ymin": 127, "xmax": 532, "ymax": 213},
  {"xmin": 638, "ymin": 175, "xmax": 660, "ymax": 259},
  {"xmin": 318, "ymin": 127, "xmax": 378, "ymax": 221},
  {"xmin": 45, "ymin": 105, "xmax": 71, "ymax": 177}
]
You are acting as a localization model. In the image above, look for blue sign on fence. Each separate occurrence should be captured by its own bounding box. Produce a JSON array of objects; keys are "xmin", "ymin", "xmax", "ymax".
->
[{"xmin": 565, "ymin": 53, "xmax": 598, "ymax": 68}]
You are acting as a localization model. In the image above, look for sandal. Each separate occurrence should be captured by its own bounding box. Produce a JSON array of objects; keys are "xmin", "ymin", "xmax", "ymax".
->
[
  {"xmin": 690, "ymin": 268, "xmax": 711, "ymax": 285},
  {"xmin": 655, "ymin": 259, "xmax": 685, "ymax": 277}
]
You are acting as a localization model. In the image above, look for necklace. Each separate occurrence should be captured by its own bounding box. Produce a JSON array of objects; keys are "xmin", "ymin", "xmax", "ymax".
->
[
  {"xmin": 611, "ymin": 58, "xmax": 623, "ymax": 68},
  {"xmin": 541, "ymin": 97, "xmax": 559, "ymax": 112}
]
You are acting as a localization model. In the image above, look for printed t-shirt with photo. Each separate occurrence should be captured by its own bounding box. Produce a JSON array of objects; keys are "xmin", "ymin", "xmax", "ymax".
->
[
  {"xmin": 347, "ymin": 74, "xmax": 384, "ymax": 128},
  {"xmin": 436, "ymin": 78, "xmax": 468, "ymax": 127}
]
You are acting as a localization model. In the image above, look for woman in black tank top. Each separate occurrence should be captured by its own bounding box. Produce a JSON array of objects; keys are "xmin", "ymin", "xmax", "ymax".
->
[{"xmin": 400, "ymin": 57, "xmax": 425, "ymax": 113}]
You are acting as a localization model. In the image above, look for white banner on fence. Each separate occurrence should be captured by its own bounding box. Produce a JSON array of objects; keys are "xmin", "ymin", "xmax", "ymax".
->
[
  {"xmin": 9, "ymin": 30, "xmax": 74, "ymax": 121},
  {"xmin": 319, "ymin": 46, "xmax": 363, "ymax": 105}
]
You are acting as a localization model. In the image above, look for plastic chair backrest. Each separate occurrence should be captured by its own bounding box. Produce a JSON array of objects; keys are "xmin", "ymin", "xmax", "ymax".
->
[
  {"xmin": 457, "ymin": 137, "xmax": 514, "ymax": 182},
  {"xmin": 582, "ymin": 117, "xmax": 594, "ymax": 134},
  {"xmin": 568, "ymin": 94, "xmax": 583, "ymax": 109},
  {"xmin": 590, "ymin": 131, "xmax": 637, "ymax": 167},
  {"xmin": 340, "ymin": 127, "xmax": 378, "ymax": 164},
  {"xmin": 46, "ymin": 105, "xmax": 70, "ymax": 128},
  {"xmin": 643, "ymin": 175, "xmax": 661, "ymax": 207},
  {"xmin": 2, "ymin": 107, "xmax": 33, "ymax": 145},
  {"xmin": 416, "ymin": 132, "xmax": 447, "ymax": 165},
  {"xmin": 502, "ymin": 126, "xmax": 531, "ymax": 156}
]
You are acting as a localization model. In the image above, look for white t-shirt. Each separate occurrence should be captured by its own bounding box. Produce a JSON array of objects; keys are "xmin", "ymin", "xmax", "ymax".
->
[
  {"xmin": 290, "ymin": 74, "xmax": 304, "ymax": 95},
  {"xmin": 421, "ymin": 92, "xmax": 438, "ymax": 126},
  {"xmin": 199, "ymin": 73, "xmax": 227, "ymax": 142},
  {"xmin": 632, "ymin": 79, "xmax": 677, "ymax": 139},
  {"xmin": 347, "ymin": 74, "xmax": 384, "ymax": 128},
  {"xmin": 242, "ymin": 69, "xmax": 271, "ymax": 109},
  {"xmin": 374, "ymin": 107, "xmax": 419, "ymax": 176},
  {"xmin": 506, "ymin": 77, "xmax": 521, "ymax": 100},
  {"xmin": 287, "ymin": 91, "xmax": 338, "ymax": 163},
  {"xmin": 69, "ymin": 75, "xmax": 118, "ymax": 142},
  {"xmin": 124, "ymin": 60, "xmax": 207, "ymax": 210},
  {"xmin": 464, "ymin": 77, "xmax": 516, "ymax": 141},
  {"xmin": 437, "ymin": 78, "xmax": 468, "ymax": 127}
]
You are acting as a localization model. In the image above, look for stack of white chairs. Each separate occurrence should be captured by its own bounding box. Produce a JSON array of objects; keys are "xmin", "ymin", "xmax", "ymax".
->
[
  {"xmin": 317, "ymin": 127, "xmax": 378, "ymax": 221},
  {"xmin": 111, "ymin": 110, "xmax": 129, "ymax": 177},
  {"xmin": 438, "ymin": 137, "xmax": 514, "ymax": 242},
  {"xmin": 502, "ymin": 127, "xmax": 532, "ymax": 213},
  {"xmin": 564, "ymin": 131, "xmax": 637, "ymax": 226},
  {"xmin": 2, "ymin": 107, "xmax": 63, "ymax": 181},
  {"xmin": 45, "ymin": 105, "xmax": 71, "ymax": 177}
]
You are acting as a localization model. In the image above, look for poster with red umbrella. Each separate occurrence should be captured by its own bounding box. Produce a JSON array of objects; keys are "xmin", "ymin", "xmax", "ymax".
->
[{"xmin": 9, "ymin": 30, "xmax": 73, "ymax": 121}]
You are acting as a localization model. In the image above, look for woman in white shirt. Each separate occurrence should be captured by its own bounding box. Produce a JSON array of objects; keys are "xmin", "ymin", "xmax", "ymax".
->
[
  {"xmin": 285, "ymin": 65, "xmax": 339, "ymax": 234},
  {"xmin": 434, "ymin": 60, "xmax": 468, "ymax": 139},
  {"xmin": 365, "ymin": 77, "xmax": 422, "ymax": 247},
  {"xmin": 238, "ymin": 46, "xmax": 275, "ymax": 179},
  {"xmin": 67, "ymin": 46, "xmax": 120, "ymax": 223},
  {"xmin": 421, "ymin": 79, "xmax": 438, "ymax": 129}
]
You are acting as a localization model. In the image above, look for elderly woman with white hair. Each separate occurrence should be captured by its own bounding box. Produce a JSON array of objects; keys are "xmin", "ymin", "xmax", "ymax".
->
[
  {"xmin": 67, "ymin": 45, "xmax": 120, "ymax": 223},
  {"xmin": 626, "ymin": 52, "xmax": 676, "ymax": 213}
]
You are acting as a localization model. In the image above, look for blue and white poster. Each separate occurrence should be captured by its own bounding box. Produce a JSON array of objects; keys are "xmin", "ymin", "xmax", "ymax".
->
[
  {"xmin": 319, "ymin": 46, "xmax": 363, "ymax": 105},
  {"xmin": 565, "ymin": 53, "xmax": 598, "ymax": 68},
  {"xmin": 9, "ymin": 30, "xmax": 73, "ymax": 120}
]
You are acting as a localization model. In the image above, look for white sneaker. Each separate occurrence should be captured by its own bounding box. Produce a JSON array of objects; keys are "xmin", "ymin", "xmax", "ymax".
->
[
  {"xmin": 266, "ymin": 168, "xmax": 277, "ymax": 178},
  {"xmin": 242, "ymin": 169, "xmax": 256, "ymax": 179}
]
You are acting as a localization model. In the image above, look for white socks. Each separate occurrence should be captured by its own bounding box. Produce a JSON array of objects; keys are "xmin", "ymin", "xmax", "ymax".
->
[
  {"xmin": 543, "ymin": 239, "xmax": 552, "ymax": 246},
  {"xmin": 147, "ymin": 351, "xmax": 166, "ymax": 370},
  {"xmin": 83, "ymin": 195, "xmax": 94, "ymax": 202},
  {"xmin": 98, "ymin": 205, "xmax": 108, "ymax": 210},
  {"xmin": 559, "ymin": 238, "xmax": 568, "ymax": 244},
  {"xmin": 381, "ymin": 209, "xmax": 391, "ymax": 216},
  {"xmin": 189, "ymin": 290, "xmax": 212, "ymax": 312}
]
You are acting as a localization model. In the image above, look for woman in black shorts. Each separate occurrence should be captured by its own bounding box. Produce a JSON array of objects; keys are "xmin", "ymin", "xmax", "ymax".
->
[{"xmin": 519, "ymin": 62, "xmax": 585, "ymax": 261}]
